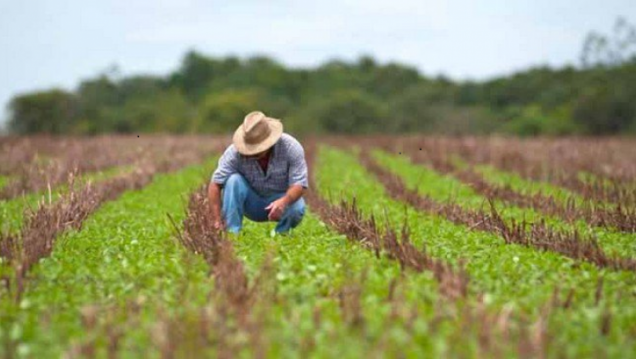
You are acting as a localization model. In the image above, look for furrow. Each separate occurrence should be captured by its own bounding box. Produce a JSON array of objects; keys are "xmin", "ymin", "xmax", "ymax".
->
[
  {"xmin": 0, "ymin": 135, "xmax": 225, "ymax": 201},
  {"xmin": 169, "ymin": 185, "xmax": 267, "ymax": 358},
  {"xmin": 351, "ymin": 136, "xmax": 636, "ymax": 208},
  {"xmin": 1, "ymin": 169, "xmax": 155, "ymax": 300},
  {"xmin": 375, "ymin": 147, "xmax": 636, "ymax": 259},
  {"xmin": 451, "ymin": 167, "xmax": 636, "ymax": 233},
  {"xmin": 305, "ymin": 142, "xmax": 468, "ymax": 300},
  {"xmin": 0, "ymin": 155, "xmax": 220, "ymax": 357},
  {"xmin": 359, "ymin": 150, "xmax": 636, "ymax": 272},
  {"xmin": 0, "ymin": 166, "xmax": 131, "ymax": 235},
  {"xmin": 315, "ymin": 146, "xmax": 634, "ymax": 356}
]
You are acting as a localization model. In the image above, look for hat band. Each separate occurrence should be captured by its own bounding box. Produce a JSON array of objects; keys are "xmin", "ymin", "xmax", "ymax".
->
[{"xmin": 243, "ymin": 121, "xmax": 271, "ymax": 145}]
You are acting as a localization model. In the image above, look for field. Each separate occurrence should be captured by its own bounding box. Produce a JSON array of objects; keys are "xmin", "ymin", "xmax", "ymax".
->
[{"xmin": 1, "ymin": 135, "xmax": 635, "ymax": 358}]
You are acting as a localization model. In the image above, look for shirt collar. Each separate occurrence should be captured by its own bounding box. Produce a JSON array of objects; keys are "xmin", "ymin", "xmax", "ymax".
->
[{"xmin": 240, "ymin": 140, "xmax": 278, "ymax": 162}]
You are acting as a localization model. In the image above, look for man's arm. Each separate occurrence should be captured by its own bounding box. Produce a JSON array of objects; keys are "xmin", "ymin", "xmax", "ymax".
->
[
  {"xmin": 284, "ymin": 184, "xmax": 305, "ymax": 204},
  {"xmin": 208, "ymin": 182, "xmax": 224, "ymax": 230}
]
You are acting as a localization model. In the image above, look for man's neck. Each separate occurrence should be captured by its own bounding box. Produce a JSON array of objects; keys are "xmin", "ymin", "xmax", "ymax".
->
[{"xmin": 257, "ymin": 150, "xmax": 271, "ymax": 173}]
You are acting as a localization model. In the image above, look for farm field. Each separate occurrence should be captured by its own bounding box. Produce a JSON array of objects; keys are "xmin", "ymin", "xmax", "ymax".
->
[{"xmin": 0, "ymin": 135, "xmax": 635, "ymax": 358}]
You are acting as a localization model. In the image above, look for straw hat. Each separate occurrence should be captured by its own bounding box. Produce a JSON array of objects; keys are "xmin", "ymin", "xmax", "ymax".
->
[{"xmin": 233, "ymin": 111, "xmax": 283, "ymax": 155}]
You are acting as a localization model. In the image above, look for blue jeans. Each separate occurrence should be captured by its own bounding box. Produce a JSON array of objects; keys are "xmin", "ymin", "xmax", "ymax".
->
[{"xmin": 222, "ymin": 174, "xmax": 305, "ymax": 234}]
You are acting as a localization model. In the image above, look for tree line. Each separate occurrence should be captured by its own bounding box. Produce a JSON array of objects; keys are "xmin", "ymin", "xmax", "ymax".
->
[{"xmin": 7, "ymin": 18, "xmax": 636, "ymax": 136}]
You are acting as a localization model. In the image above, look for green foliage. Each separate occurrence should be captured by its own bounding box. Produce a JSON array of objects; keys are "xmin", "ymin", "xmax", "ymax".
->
[
  {"xmin": 318, "ymin": 146, "xmax": 636, "ymax": 355},
  {"xmin": 309, "ymin": 90, "xmax": 388, "ymax": 134},
  {"xmin": 196, "ymin": 89, "xmax": 291, "ymax": 133},
  {"xmin": 0, "ymin": 166, "xmax": 127, "ymax": 234},
  {"xmin": 472, "ymin": 162, "xmax": 636, "ymax": 258},
  {"xmin": 1, "ymin": 161, "xmax": 214, "ymax": 356},
  {"xmin": 120, "ymin": 89, "xmax": 193, "ymax": 133},
  {"xmin": 232, "ymin": 214, "xmax": 445, "ymax": 357},
  {"xmin": 3, "ymin": 145, "xmax": 636, "ymax": 356},
  {"xmin": 389, "ymin": 83, "xmax": 449, "ymax": 132},
  {"xmin": 374, "ymin": 149, "xmax": 636, "ymax": 258},
  {"xmin": 8, "ymin": 90, "xmax": 78, "ymax": 134},
  {"xmin": 75, "ymin": 75, "xmax": 122, "ymax": 133},
  {"xmin": 572, "ymin": 83, "xmax": 636, "ymax": 135},
  {"xmin": 503, "ymin": 105, "xmax": 579, "ymax": 136}
]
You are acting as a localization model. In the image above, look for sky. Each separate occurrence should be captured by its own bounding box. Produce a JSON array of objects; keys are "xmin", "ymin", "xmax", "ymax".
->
[{"xmin": 1, "ymin": 0, "xmax": 635, "ymax": 125}]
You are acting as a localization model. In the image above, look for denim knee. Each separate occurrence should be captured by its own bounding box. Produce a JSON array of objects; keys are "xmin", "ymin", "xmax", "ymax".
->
[
  {"xmin": 288, "ymin": 198, "xmax": 306, "ymax": 221},
  {"xmin": 222, "ymin": 173, "xmax": 249, "ymax": 207}
]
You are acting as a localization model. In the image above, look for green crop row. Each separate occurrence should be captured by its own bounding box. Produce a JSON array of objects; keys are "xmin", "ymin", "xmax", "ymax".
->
[
  {"xmin": 160, "ymin": 175, "xmax": 539, "ymax": 356},
  {"xmin": 2, "ymin": 145, "xmax": 634, "ymax": 357},
  {"xmin": 233, "ymin": 212, "xmax": 458, "ymax": 357},
  {"xmin": 0, "ymin": 166, "xmax": 132, "ymax": 235},
  {"xmin": 373, "ymin": 150, "xmax": 636, "ymax": 258},
  {"xmin": 0, "ymin": 161, "xmax": 215, "ymax": 357},
  {"xmin": 318, "ymin": 146, "xmax": 636, "ymax": 357},
  {"xmin": 2, "ymin": 156, "xmax": 530, "ymax": 357},
  {"xmin": 2, "ymin": 167, "xmax": 487, "ymax": 357},
  {"xmin": 473, "ymin": 162, "xmax": 636, "ymax": 257},
  {"xmin": 0, "ymin": 176, "xmax": 8, "ymax": 190},
  {"xmin": 476, "ymin": 164, "xmax": 588, "ymax": 206}
]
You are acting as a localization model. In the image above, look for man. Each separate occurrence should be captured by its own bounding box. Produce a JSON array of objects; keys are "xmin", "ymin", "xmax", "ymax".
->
[{"xmin": 209, "ymin": 111, "xmax": 308, "ymax": 234}]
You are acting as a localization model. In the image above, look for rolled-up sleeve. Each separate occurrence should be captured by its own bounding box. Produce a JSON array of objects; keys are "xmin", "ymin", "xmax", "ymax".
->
[
  {"xmin": 211, "ymin": 145, "xmax": 239, "ymax": 186},
  {"xmin": 288, "ymin": 143, "xmax": 309, "ymax": 189}
]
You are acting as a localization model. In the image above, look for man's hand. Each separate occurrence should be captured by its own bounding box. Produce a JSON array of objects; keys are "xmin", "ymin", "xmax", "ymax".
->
[{"xmin": 265, "ymin": 196, "xmax": 289, "ymax": 221}]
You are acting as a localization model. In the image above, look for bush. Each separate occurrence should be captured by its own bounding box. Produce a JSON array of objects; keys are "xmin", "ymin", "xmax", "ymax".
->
[
  {"xmin": 120, "ymin": 89, "xmax": 193, "ymax": 133},
  {"xmin": 502, "ymin": 105, "xmax": 579, "ymax": 137},
  {"xmin": 9, "ymin": 89, "xmax": 78, "ymax": 134},
  {"xmin": 195, "ymin": 89, "xmax": 292, "ymax": 133},
  {"xmin": 309, "ymin": 90, "xmax": 388, "ymax": 134},
  {"xmin": 572, "ymin": 87, "xmax": 636, "ymax": 135}
]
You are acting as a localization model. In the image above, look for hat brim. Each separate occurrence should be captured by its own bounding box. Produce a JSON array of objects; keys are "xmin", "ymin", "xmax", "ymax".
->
[{"xmin": 233, "ymin": 118, "xmax": 283, "ymax": 156}]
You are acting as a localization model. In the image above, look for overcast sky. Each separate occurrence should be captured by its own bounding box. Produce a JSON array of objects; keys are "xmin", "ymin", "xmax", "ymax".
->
[{"xmin": 1, "ymin": 0, "xmax": 635, "ymax": 124}]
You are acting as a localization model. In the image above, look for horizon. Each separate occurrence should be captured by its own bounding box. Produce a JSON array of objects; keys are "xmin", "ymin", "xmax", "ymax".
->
[{"xmin": 1, "ymin": 0, "xmax": 635, "ymax": 126}]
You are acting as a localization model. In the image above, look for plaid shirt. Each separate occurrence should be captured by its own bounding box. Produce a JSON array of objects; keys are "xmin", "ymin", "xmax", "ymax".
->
[{"xmin": 211, "ymin": 133, "xmax": 309, "ymax": 197}]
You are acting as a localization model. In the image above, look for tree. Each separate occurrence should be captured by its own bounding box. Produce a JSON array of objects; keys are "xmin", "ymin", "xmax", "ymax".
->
[
  {"xmin": 196, "ymin": 89, "xmax": 292, "ymax": 133},
  {"xmin": 170, "ymin": 51, "xmax": 225, "ymax": 101},
  {"xmin": 368, "ymin": 63, "xmax": 422, "ymax": 98},
  {"xmin": 581, "ymin": 17, "xmax": 636, "ymax": 68},
  {"xmin": 118, "ymin": 75, "xmax": 165, "ymax": 100},
  {"xmin": 311, "ymin": 90, "xmax": 388, "ymax": 134},
  {"xmin": 119, "ymin": 89, "xmax": 193, "ymax": 133},
  {"xmin": 573, "ymin": 87, "xmax": 635, "ymax": 134},
  {"xmin": 390, "ymin": 84, "xmax": 444, "ymax": 132},
  {"xmin": 6, "ymin": 21, "xmax": 636, "ymax": 137},
  {"xmin": 501, "ymin": 105, "xmax": 578, "ymax": 137},
  {"xmin": 74, "ymin": 75, "xmax": 121, "ymax": 133},
  {"xmin": 8, "ymin": 89, "xmax": 78, "ymax": 134}
]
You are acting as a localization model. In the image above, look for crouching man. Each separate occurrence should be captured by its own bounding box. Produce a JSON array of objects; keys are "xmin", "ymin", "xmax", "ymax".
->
[{"xmin": 208, "ymin": 111, "xmax": 308, "ymax": 234}]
